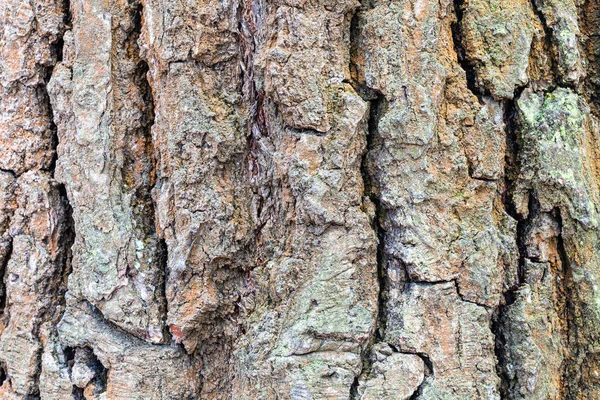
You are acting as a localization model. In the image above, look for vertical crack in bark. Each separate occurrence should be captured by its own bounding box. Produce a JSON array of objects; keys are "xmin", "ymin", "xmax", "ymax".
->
[
  {"xmin": 349, "ymin": 5, "xmax": 393, "ymax": 394},
  {"xmin": 0, "ymin": 363, "xmax": 6, "ymax": 388},
  {"xmin": 55, "ymin": 183, "xmax": 75, "ymax": 315},
  {"xmin": 493, "ymin": 192, "xmax": 538, "ymax": 399},
  {"xmin": 46, "ymin": 0, "xmax": 72, "ymax": 177},
  {"xmin": 0, "ymin": 240, "xmax": 12, "ymax": 315},
  {"xmin": 126, "ymin": 0, "xmax": 168, "ymax": 341},
  {"xmin": 494, "ymin": 87, "xmax": 575, "ymax": 397},
  {"xmin": 46, "ymin": 0, "xmax": 72, "ymax": 321},
  {"xmin": 528, "ymin": 0, "xmax": 562, "ymax": 87},
  {"xmin": 238, "ymin": 0, "xmax": 268, "ymax": 248},
  {"xmin": 501, "ymin": 91, "xmax": 527, "ymax": 288},
  {"xmin": 350, "ymin": 90, "xmax": 388, "ymax": 399},
  {"xmin": 157, "ymin": 238, "xmax": 170, "ymax": 342},
  {"xmin": 492, "ymin": 90, "xmax": 526, "ymax": 398},
  {"xmin": 554, "ymin": 208, "xmax": 577, "ymax": 398},
  {"xmin": 363, "ymin": 93, "xmax": 387, "ymax": 343},
  {"xmin": 451, "ymin": 0, "xmax": 485, "ymax": 102}
]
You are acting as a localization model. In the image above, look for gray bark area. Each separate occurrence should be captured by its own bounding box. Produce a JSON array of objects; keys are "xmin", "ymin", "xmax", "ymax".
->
[{"xmin": 1, "ymin": 0, "xmax": 600, "ymax": 398}]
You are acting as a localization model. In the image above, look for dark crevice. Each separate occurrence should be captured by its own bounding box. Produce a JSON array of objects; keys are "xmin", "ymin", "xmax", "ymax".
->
[
  {"xmin": 555, "ymin": 208, "xmax": 577, "ymax": 398},
  {"xmin": 517, "ymin": 195, "xmax": 541, "ymax": 284},
  {"xmin": 63, "ymin": 347, "xmax": 84, "ymax": 399},
  {"xmin": 348, "ymin": 6, "xmax": 390, "ymax": 394},
  {"xmin": 63, "ymin": 347, "xmax": 76, "ymax": 366},
  {"xmin": 121, "ymin": 1, "xmax": 158, "ymax": 241},
  {"xmin": 502, "ymin": 92, "xmax": 523, "ymax": 221},
  {"xmin": 124, "ymin": 1, "xmax": 170, "ymax": 344},
  {"xmin": 49, "ymin": 182, "xmax": 75, "ymax": 394},
  {"xmin": 16, "ymin": 0, "xmax": 74, "ymax": 395},
  {"xmin": 158, "ymin": 238, "xmax": 171, "ymax": 342},
  {"xmin": 0, "ymin": 239, "xmax": 12, "ymax": 314},
  {"xmin": 362, "ymin": 93, "xmax": 389, "ymax": 343},
  {"xmin": 46, "ymin": 0, "xmax": 72, "ymax": 176},
  {"xmin": 56, "ymin": 0, "xmax": 72, "ymax": 63},
  {"xmin": 384, "ymin": 344, "xmax": 433, "ymax": 399},
  {"xmin": 349, "ymin": 376, "xmax": 360, "ymax": 399},
  {"xmin": 72, "ymin": 386, "xmax": 85, "ymax": 400},
  {"xmin": 468, "ymin": 174, "xmax": 497, "ymax": 183},
  {"xmin": 351, "ymin": 87, "xmax": 391, "ymax": 397},
  {"xmin": 351, "ymin": 0, "xmax": 390, "ymax": 380},
  {"xmin": 238, "ymin": 0, "xmax": 269, "ymax": 252},
  {"xmin": 498, "ymin": 91, "xmax": 526, "ymax": 300},
  {"xmin": 451, "ymin": 0, "xmax": 486, "ymax": 102},
  {"xmin": 22, "ymin": 182, "xmax": 75, "ymax": 398},
  {"xmin": 493, "ymin": 86, "xmax": 529, "ymax": 398},
  {"xmin": 0, "ymin": 169, "xmax": 17, "ymax": 179},
  {"xmin": 493, "ymin": 193, "xmax": 540, "ymax": 398},
  {"xmin": 65, "ymin": 346, "xmax": 108, "ymax": 399},
  {"xmin": 0, "ymin": 362, "xmax": 6, "ymax": 387},
  {"xmin": 491, "ymin": 309, "xmax": 511, "ymax": 399},
  {"xmin": 452, "ymin": 279, "xmax": 489, "ymax": 308}
]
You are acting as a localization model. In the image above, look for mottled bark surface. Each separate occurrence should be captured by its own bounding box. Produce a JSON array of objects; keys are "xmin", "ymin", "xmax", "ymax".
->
[{"xmin": 1, "ymin": 0, "xmax": 600, "ymax": 398}]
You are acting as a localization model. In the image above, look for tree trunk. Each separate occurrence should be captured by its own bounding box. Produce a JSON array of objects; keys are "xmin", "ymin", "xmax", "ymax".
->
[{"xmin": 1, "ymin": 0, "xmax": 599, "ymax": 398}]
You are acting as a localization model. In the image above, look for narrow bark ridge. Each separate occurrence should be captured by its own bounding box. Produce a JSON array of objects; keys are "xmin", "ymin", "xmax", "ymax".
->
[
  {"xmin": 48, "ymin": 0, "xmax": 167, "ymax": 344},
  {"xmin": 351, "ymin": 0, "xmax": 518, "ymax": 397},
  {"xmin": 0, "ymin": 0, "xmax": 73, "ymax": 396}
]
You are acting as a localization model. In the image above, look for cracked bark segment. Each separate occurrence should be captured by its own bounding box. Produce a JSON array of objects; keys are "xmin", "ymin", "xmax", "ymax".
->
[
  {"xmin": 0, "ymin": 172, "xmax": 17, "ymax": 304},
  {"xmin": 232, "ymin": 95, "xmax": 377, "ymax": 398},
  {"xmin": 498, "ymin": 211, "xmax": 568, "ymax": 399},
  {"xmin": 499, "ymin": 281, "xmax": 565, "ymax": 399},
  {"xmin": 514, "ymin": 88, "xmax": 598, "ymax": 224},
  {"xmin": 0, "ymin": 0, "xmax": 65, "ymax": 174},
  {"xmin": 228, "ymin": 1, "xmax": 378, "ymax": 397},
  {"xmin": 534, "ymin": 0, "xmax": 585, "ymax": 86},
  {"xmin": 0, "ymin": 171, "xmax": 71, "ymax": 397},
  {"xmin": 39, "ymin": 332, "xmax": 77, "ymax": 399},
  {"xmin": 139, "ymin": 0, "xmax": 254, "ymax": 356},
  {"xmin": 386, "ymin": 282, "xmax": 500, "ymax": 399},
  {"xmin": 460, "ymin": 0, "xmax": 537, "ymax": 99},
  {"xmin": 48, "ymin": 0, "xmax": 165, "ymax": 343},
  {"xmin": 356, "ymin": 343, "xmax": 425, "ymax": 399},
  {"xmin": 355, "ymin": 0, "xmax": 517, "ymax": 307},
  {"xmin": 46, "ymin": 297, "xmax": 201, "ymax": 399},
  {"xmin": 513, "ymin": 88, "xmax": 600, "ymax": 398},
  {"xmin": 265, "ymin": 0, "xmax": 358, "ymax": 132}
]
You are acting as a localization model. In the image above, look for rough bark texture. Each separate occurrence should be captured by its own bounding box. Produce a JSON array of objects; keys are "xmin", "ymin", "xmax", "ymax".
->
[{"xmin": 1, "ymin": 0, "xmax": 600, "ymax": 398}]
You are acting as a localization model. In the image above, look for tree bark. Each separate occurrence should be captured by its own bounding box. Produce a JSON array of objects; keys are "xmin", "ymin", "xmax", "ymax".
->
[{"xmin": 0, "ymin": 0, "xmax": 599, "ymax": 398}]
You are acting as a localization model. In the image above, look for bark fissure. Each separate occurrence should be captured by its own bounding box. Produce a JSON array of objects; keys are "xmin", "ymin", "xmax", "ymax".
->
[
  {"xmin": 364, "ymin": 92, "xmax": 387, "ymax": 342},
  {"xmin": 555, "ymin": 208, "xmax": 577, "ymax": 398},
  {"xmin": 528, "ymin": 0, "xmax": 561, "ymax": 87},
  {"xmin": 350, "ymin": 88, "xmax": 388, "ymax": 398},
  {"xmin": 407, "ymin": 353, "xmax": 433, "ymax": 400},
  {"xmin": 0, "ymin": 240, "xmax": 12, "ymax": 314},
  {"xmin": 451, "ymin": 0, "xmax": 485, "ymax": 101}
]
